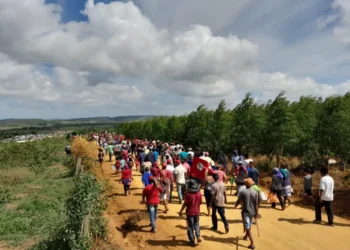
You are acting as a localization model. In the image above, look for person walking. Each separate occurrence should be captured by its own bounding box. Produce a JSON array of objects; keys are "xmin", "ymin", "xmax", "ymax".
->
[
  {"xmin": 152, "ymin": 148, "xmax": 159, "ymax": 165},
  {"xmin": 314, "ymin": 167, "xmax": 334, "ymax": 226},
  {"xmin": 103, "ymin": 141, "xmax": 108, "ymax": 155},
  {"xmin": 204, "ymin": 169, "xmax": 215, "ymax": 216},
  {"xmin": 215, "ymin": 165, "xmax": 227, "ymax": 183},
  {"xmin": 235, "ymin": 178, "xmax": 259, "ymax": 250},
  {"xmin": 236, "ymin": 162, "xmax": 248, "ymax": 196},
  {"xmin": 65, "ymin": 143, "xmax": 71, "ymax": 158},
  {"xmin": 108, "ymin": 143, "xmax": 114, "ymax": 162},
  {"xmin": 178, "ymin": 179, "xmax": 202, "ymax": 246},
  {"xmin": 248, "ymin": 161, "xmax": 259, "ymax": 185},
  {"xmin": 160, "ymin": 164, "xmax": 172, "ymax": 213},
  {"xmin": 174, "ymin": 161, "xmax": 188, "ymax": 204},
  {"xmin": 98, "ymin": 148, "xmax": 104, "ymax": 173},
  {"xmin": 121, "ymin": 165, "xmax": 133, "ymax": 196},
  {"xmin": 303, "ymin": 169, "xmax": 315, "ymax": 203},
  {"xmin": 270, "ymin": 168, "xmax": 285, "ymax": 210},
  {"xmin": 142, "ymin": 176, "xmax": 163, "ymax": 233},
  {"xmin": 280, "ymin": 164, "xmax": 292, "ymax": 206},
  {"xmin": 211, "ymin": 173, "xmax": 229, "ymax": 233},
  {"xmin": 141, "ymin": 167, "xmax": 152, "ymax": 188},
  {"xmin": 151, "ymin": 162, "xmax": 161, "ymax": 181}
]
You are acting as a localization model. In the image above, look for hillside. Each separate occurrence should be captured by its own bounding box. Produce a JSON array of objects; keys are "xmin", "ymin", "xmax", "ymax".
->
[{"xmin": 0, "ymin": 116, "xmax": 153, "ymax": 129}]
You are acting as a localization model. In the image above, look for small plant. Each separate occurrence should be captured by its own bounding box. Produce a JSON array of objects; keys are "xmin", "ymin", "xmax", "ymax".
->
[{"xmin": 0, "ymin": 186, "xmax": 11, "ymax": 204}]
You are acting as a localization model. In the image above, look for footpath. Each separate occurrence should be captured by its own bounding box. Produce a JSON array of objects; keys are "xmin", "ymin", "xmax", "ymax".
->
[{"xmin": 98, "ymin": 158, "xmax": 350, "ymax": 250}]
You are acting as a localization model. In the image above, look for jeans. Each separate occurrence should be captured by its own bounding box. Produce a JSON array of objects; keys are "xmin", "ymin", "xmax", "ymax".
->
[
  {"xmin": 211, "ymin": 204, "xmax": 229, "ymax": 229},
  {"xmin": 177, "ymin": 183, "xmax": 186, "ymax": 202},
  {"xmin": 315, "ymin": 200, "xmax": 333, "ymax": 224},
  {"xmin": 271, "ymin": 190, "xmax": 285, "ymax": 209},
  {"xmin": 123, "ymin": 184, "xmax": 130, "ymax": 195},
  {"xmin": 187, "ymin": 216, "xmax": 200, "ymax": 242},
  {"xmin": 147, "ymin": 205, "xmax": 158, "ymax": 230}
]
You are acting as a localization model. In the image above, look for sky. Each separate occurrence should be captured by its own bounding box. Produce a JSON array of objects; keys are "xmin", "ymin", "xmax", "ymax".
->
[{"xmin": 1, "ymin": 0, "xmax": 350, "ymax": 119}]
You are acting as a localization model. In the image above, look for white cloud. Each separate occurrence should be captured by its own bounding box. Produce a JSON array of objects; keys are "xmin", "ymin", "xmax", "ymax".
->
[
  {"xmin": 320, "ymin": 0, "xmax": 350, "ymax": 45},
  {"xmin": 0, "ymin": 0, "xmax": 349, "ymax": 118}
]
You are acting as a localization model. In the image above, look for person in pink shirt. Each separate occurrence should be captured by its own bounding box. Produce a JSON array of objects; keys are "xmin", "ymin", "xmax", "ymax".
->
[
  {"xmin": 215, "ymin": 165, "xmax": 227, "ymax": 183},
  {"xmin": 181, "ymin": 158, "xmax": 190, "ymax": 174}
]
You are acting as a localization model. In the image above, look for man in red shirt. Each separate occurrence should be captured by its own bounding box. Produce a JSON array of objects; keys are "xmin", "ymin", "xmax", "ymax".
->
[
  {"xmin": 178, "ymin": 179, "xmax": 202, "ymax": 246},
  {"xmin": 215, "ymin": 165, "xmax": 227, "ymax": 183},
  {"xmin": 151, "ymin": 162, "xmax": 161, "ymax": 180},
  {"xmin": 142, "ymin": 176, "xmax": 163, "ymax": 233}
]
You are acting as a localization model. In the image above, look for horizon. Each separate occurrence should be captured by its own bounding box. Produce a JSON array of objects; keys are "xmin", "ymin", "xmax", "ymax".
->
[{"xmin": 1, "ymin": 0, "xmax": 350, "ymax": 119}]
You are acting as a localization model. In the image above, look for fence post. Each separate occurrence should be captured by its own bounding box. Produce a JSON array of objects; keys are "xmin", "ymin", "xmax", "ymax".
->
[
  {"xmin": 80, "ymin": 211, "xmax": 91, "ymax": 237},
  {"xmin": 75, "ymin": 157, "xmax": 82, "ymax": 177}
]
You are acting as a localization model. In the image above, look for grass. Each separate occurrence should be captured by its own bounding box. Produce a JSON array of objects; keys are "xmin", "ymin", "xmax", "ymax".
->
[{"xmin": 0, "ymin": 165, "xmax": 74, "ymax": 247}]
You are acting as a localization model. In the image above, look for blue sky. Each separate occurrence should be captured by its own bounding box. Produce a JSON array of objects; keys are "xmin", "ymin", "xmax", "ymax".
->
[{"xmin": 0, "ymin": 0, "xmax": 350, "ymax": 119}]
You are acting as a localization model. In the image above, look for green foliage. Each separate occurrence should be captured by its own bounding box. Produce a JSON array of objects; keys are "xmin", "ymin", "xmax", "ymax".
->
[
  {"xmin": 0, "ymin": 138, "xmax": 67, "ymax": 171},
  {"xmin": 0, "ymin": 187, "xmax": 11, "ymax": 204},
  {"xmin": 33, "ymin": 174, "xmax": 106, "ymax": 250},
  {"xmin": 0, "ymin": 166, "xmax": 73, "ymax": 247},
  {"xmin": 116, "ymin": 92, "xmax": 350, "ymax": 166}
]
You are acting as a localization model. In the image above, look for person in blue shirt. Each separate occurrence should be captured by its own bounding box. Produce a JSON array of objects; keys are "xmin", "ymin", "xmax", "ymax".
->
[
  {"xmin": 248, "ymin": 161, "xmax": 259, "ymax": 186},
  {"xmin": 142, "ymin": 167, "xmax": 152, "ymax": 188},
  {"xmin": 152, "ymin": 148, "xmax": 159, "ymax": 164},
  {"xmin": 179, "ymin": 150, "xmax": 188, "ymax": 161}
]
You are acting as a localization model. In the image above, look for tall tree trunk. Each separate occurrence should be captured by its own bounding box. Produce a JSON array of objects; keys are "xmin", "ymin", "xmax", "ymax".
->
[{"xmin": 276, "ymin": 143, "xmax": 280, "ymax": 168}]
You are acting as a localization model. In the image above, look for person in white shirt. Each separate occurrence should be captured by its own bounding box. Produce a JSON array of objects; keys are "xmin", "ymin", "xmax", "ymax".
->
[
  {"xmin": 314, "ymin": 167, "xmax": 334, "ymax": 226},
  {"xmin": 174, "ymin": 162, "xmax": 188, "ymax": 204},
  {"xmin": 187, "ymin": 148, "xmax": 194, "ymax": 159},
  {"xmin": 244, "ymin": 154, "xmax": 253, "ymax": 166}
]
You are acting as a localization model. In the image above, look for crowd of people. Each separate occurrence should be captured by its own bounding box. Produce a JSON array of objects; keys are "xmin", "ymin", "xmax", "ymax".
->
[{"xmin": 91, "ymin": 132, "xmax": 335, "ymax": 249}]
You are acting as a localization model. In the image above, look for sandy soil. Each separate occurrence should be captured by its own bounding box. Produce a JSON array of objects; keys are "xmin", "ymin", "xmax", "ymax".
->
[{"xmin": 98, "ymin": 160, "xmax": 350, "ymax": 250}]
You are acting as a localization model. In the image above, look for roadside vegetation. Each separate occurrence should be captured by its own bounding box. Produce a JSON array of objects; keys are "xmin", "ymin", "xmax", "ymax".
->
[{"xmin": 0, "ymin": 137, "xmax": 107, "ymax": 249}]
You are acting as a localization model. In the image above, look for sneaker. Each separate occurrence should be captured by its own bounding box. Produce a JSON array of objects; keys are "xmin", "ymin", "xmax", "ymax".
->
[
  {"xmin": 225, "ymin": 227, "xmax": 229, "ymax": 233},
  {"xmin": 188, "ymin": 241, "xmax": 195, "ymax": 247},
  {"xmin": 150, "ymin": 228, "xmax": 156, "ymax": 233},
  {"xmin": 210, "ymin": 227, "xmax": 217, "ymax": 231},
  {"xmin": 248, "ymin": 245, "xmax": 255, "ymax": 249},
  {"xmin": 313, "ymin": 220, "xmax": 322, "ymax": 224},
  {"xmin": 197, "ymin": 237, "xmax": 202, "ymax": 243},
  {"xmin": 328, "ymin": 223, "xmax": 334, "ymax": 227}
]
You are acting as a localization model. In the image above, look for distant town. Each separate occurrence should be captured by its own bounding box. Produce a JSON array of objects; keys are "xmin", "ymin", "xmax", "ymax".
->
[{"xmin": 0, "ymin": 131, "xmax": 70, "ymax": 143}]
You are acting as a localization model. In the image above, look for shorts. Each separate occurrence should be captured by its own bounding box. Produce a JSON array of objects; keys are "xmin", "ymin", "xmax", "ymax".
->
[
  {"xmin": 160, "ymin": 192, "xmax": 167, "ymax": 200},
  {"xmin": 204, "ymin": 190, "xmax": 213, "ymax": 208},
  {"xmin": 305, "ymin": 189, "xmax": 312, "ymax": 196},
  {"xmin": 243, "ymin": 215, "xmax": 253, "ymax": 230}
]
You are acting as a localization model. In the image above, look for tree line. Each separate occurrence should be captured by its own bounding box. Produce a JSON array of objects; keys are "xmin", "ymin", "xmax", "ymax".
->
[{"xmin": 116, "ymin": 92, "xmax": 350, "ymax": 168}]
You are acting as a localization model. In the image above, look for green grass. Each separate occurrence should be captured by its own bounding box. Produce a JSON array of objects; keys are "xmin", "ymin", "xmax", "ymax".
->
[{"xmin": 0, "ymin": 165, "xmax": 74, "ymax": 247}]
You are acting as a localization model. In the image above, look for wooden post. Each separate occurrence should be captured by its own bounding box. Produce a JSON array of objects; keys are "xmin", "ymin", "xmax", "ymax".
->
[
  {"xmin": 75, "ymin": 157, "xmax": 82, "ymax": 177},
  {"xmin": 80, "ymin": 211, "xmax": 91, "ymax": 237}
]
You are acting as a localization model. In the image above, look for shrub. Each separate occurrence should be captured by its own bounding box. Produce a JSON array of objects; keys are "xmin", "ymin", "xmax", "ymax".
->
[{"xmin": 33, "ymin": 174, "xmax": 106, "ymax": 250}]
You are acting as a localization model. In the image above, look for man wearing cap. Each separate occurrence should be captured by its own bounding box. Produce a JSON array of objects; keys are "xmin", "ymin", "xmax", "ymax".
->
[
  {"xmin": 174, "ymin": 159, "xmax": 188, "ymax": 204},
  {"xmin": 142, "ymin": 176, "xmax": 163, "ymax": 233},
  {"xmin": 235, "ymin": 178, "xmax": 259, "ymax": 249},
  {"xmin": 151, "ymin": 162, "xmax": 161, "ymax": 180},
  {"xmin": 178, "ymin": 179, "xmax": 202, "ymax": 246}
]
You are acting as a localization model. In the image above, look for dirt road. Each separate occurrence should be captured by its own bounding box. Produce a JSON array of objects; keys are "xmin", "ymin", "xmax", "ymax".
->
[{"xmin": 98, "ymin": 160, "xmax": 350, "ymax": 250}]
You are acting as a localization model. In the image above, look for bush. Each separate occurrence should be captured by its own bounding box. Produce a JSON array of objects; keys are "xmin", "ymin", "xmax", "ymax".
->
[{"xmin": 33, "ymin": 174, "xmax": 106, "ymax": 250}]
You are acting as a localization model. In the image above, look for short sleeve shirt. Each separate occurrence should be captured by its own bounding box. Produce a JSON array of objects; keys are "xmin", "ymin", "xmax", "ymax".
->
[{"xmin": 211, "ymin": 182, "xmax": 226, "ymax": 207}]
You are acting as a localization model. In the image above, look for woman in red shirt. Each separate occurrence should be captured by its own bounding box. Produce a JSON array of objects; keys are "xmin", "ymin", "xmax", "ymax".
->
[{"xmin": 121, "ymin": 165, "xmax": 133, "ymax": 196}]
